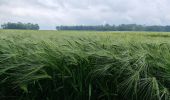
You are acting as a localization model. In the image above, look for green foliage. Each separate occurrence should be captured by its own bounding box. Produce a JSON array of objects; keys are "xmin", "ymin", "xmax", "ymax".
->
[
  {"xmin": 0, "ymin": 30, "xmax": 170, "ymax": 100},
  {"xmin": 56, "ymin": 24, "xmax": 170, "ymax": 32},
  {"xmin": 1, "ymin": 22, "xmax": 39, "ymax": 30}
]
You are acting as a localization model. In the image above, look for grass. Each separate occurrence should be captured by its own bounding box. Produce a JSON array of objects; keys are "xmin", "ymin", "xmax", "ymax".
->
[{"xmin": 1, "ymin": 30, "xmax": 170, "ymax": 100}]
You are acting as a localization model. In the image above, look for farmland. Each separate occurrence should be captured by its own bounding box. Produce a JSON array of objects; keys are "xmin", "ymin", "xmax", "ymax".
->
[{"xmin": 1, "ymin": 30, "xmax": 170, "ymax": 100}]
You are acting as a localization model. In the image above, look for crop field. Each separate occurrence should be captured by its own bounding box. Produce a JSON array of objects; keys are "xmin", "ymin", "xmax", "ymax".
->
[{"xmin": 1, "ymin": 30, "xmax": 170, "ymax": 100}]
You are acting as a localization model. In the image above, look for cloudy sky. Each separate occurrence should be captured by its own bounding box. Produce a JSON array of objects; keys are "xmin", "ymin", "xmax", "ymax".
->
[{"xmin": 0, "ymin": 0, "xmax": 170, "ymax": 30}]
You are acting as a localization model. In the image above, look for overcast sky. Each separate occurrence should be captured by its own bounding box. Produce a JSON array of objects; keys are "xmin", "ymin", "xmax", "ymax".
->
[{"xmin": 0, "ymin": 0, "xmax": 170, "ymax": 30}]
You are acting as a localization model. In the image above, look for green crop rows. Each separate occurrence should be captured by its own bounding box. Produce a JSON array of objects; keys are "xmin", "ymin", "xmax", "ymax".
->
[{"xmin": 1, "ymin": 30, "xmax": 170, "ymax": 100}]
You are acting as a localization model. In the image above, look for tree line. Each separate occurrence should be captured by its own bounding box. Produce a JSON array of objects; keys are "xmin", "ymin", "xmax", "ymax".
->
[
  {"xmin": 1, "ymin": 22, "xmax": 39, "ymax": 30},
  {"xmin": 56, "ymin": 24, "xmax": 170, "ymax": 32}
]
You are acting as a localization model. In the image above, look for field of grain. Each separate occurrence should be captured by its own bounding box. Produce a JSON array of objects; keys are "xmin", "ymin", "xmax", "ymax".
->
[{"xmin": 1, "ymin": 30, "xmax": 170, "ymax": 100}]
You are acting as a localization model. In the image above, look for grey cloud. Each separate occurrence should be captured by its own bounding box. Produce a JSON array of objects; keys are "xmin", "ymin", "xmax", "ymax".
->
[{"xmin": 0, "ymin": 0, "xmax": 170, "ymax": 30}]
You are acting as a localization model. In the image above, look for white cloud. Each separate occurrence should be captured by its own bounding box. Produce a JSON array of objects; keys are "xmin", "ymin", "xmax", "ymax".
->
[{"xmin": 0, "ymin": 0, "xmax": 170, "ymax": 30}]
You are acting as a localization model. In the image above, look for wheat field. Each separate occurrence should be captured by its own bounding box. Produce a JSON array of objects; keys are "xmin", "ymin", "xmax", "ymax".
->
[{"xmin": 1, "ymin": 30, "xmax": 170, "ymax": 100}]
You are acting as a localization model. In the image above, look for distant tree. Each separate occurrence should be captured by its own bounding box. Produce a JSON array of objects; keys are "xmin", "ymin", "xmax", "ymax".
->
[
  {"xmin": 1, "ymin": 22, "xmax": 39, "ymax": 30},
  {"xmin": 56, "ymin": 24, "xmax": 170, "ymax": 32}
]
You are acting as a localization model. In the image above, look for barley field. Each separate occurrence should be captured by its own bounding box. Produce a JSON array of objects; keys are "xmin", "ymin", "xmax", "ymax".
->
[{"xmin": 1, "ymin": 30, "xmax": 170, "ymax": 100}]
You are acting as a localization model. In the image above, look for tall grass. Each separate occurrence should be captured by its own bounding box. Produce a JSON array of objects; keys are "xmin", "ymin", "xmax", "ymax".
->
[{"xmin": 1, "ymin": 30, "xmax": 170, "ymax": 100}]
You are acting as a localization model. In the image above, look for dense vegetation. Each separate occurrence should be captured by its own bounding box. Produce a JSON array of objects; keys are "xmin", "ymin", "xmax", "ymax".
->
[
  {"xmin": 56, "ymin": 24, "xmax": 170, "ymax": 32},
  {"xmin": 1, "ymin": 22, "xmax": 39, "ymax": 30},
  {"xmin": 1, "ymin": 30, "xmax": 170, "ymax": 100}
]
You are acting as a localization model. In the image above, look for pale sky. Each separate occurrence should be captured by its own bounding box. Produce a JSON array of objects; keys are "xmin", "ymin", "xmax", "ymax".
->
[{"xmin": 0, "ymin": 0, "xmax": 170, "ymax": 30}]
